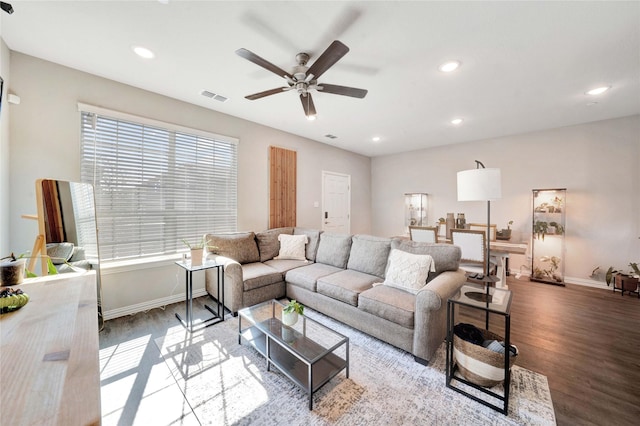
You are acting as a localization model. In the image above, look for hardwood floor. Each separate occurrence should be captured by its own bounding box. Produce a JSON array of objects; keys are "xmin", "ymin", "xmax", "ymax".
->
[{"xmin": 459, "ymin": 276, "xmax": 640, "ymax": 425}]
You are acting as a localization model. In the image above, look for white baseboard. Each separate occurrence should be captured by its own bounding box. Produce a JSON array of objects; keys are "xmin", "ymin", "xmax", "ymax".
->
[
  {"xmin": 103, "ymin": 288, "xmax": 208, "ymax": 321},
  {"xmin": 564, "ymin": 276, "xmax": 609, "ymax": 289},
  {"xmin": 508, "ymin": 268, "xmax": 609, "ymax": 289}
]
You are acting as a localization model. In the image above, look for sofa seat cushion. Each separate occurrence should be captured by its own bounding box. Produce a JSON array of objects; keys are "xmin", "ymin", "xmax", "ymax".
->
[
  {"xmin": 316, "ymin": 269, "xmax": 379, "ymax": 306},
  {"xmin": 285, "ymin": 263, "xmax": 343, "ymax": 292},
  {"xmin": 263, "ymin": 258, "xmax": 309, "ymax": 274},
  {"xmin": 241, "ymin": 262, "xmax": 283, "ymax": 291},
  {"xmin": 358, "ymin": 285, "xmax": 415, "ymax": 328}
]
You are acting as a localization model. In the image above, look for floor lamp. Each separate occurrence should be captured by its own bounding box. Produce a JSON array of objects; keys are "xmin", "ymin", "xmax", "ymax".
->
[{"xmin": 457, "ymin": 160, "xmax": 502, "ymax": 305}]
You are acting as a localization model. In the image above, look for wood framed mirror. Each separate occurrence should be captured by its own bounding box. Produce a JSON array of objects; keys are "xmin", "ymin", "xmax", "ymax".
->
[{"xmin": 35, "ymin": 179, "xmax": 104, "ymax": 329}]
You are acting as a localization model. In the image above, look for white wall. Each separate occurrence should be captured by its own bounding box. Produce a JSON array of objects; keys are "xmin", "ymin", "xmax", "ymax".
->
[
  {"xmin": 0, "ymin": 38, "xmax": 10, "ymax": 256},
  {"xmin": 8, "ymin": 52, "xmax": 371, "ymax": 316},
  {"xmin": 372, "ymin": 115, "xmax": 640, "ymax": 287}
]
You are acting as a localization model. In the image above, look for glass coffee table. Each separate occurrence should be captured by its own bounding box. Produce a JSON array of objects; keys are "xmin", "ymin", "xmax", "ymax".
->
[{"xmin": 238, "ymin": 300, "xmax": 349, "ymax": 410}]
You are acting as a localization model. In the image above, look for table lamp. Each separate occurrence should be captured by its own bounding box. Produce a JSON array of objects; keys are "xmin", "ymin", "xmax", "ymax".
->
[{"xmin": 457, "ymin": 160, "xmax": 502, "ymax": 302}]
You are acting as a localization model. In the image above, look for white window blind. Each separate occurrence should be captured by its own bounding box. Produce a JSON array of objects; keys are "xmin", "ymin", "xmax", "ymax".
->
[{"xmin": 79, "ymin": 106, "xmax": 238, "ymax": 262}]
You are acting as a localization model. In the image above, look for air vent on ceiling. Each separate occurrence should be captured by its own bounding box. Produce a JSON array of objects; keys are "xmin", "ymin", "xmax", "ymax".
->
[
  {"xmin": 201, "ymin": 90, "xmax": 229, "ymax": 103},
  {"xmin": 324, "ymin": 134, "xmax": 338, "ymax": 139}
]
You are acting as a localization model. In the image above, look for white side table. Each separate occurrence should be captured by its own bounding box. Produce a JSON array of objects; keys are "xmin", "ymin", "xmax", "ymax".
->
[{"xmin": 175, "ymin": 259, "xmax": 225, "ymax": 332}]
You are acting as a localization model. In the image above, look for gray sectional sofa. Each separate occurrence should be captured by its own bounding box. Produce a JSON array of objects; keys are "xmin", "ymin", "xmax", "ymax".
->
[{"xmin": 205, "ymin": 227, "xmax": 466, "ymax": 364}]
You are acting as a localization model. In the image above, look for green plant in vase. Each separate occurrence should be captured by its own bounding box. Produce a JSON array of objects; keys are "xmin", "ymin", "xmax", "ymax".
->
[{"xmin": 282, "ymin": 299, "xmax": 304, "ymax": 326}]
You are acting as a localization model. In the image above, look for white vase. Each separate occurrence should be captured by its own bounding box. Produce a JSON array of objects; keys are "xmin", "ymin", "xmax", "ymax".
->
[
  {"xmin": 190, "ymin": 248, "xmax": 203, "ymax": 267},
  {"xmin": 282, "ymin": 311, "xmax": 298, "ymax": 326}
]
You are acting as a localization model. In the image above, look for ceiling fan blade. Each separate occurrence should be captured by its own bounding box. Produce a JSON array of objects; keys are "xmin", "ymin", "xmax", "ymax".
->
[
  {"xmin": 300, "ymin": 93, "xmax": 316, "ymax": 117},
  {"xmin": 245, "ymin": 87, "xmax": 288, "ymax": 100},
  {"xmin": 306, "ymin": 40, "xmax": 349, "ymax": 80},
  {"xmin": 317, "ymin": 83, "xmax": 368, "ymax": 99},
  {"xmin": 236, "ymin": 48, "xmax": 293, "ymax": 79}
]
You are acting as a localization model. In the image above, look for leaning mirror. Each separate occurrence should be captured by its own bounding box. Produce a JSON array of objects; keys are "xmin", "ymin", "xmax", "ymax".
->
[{"xmin": 35, "ymin": 179, "xmax": 104, "ymax": 329}]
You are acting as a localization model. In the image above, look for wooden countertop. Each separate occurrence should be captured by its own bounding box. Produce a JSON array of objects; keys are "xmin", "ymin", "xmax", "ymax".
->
[{"xmin": 1, "ymin": 271, "xmax": 101, "ymax": 425}]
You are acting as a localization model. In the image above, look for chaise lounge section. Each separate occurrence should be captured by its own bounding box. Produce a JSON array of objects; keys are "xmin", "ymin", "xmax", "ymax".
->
[{"xmin": 205, "ymin": 228, "xmax": 466, "ymax": 364}]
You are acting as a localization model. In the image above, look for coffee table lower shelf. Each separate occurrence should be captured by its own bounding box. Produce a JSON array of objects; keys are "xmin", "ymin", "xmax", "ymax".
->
[{"xmin": 240, "ymin": 325, "xmax": 348, "ymax": 410}]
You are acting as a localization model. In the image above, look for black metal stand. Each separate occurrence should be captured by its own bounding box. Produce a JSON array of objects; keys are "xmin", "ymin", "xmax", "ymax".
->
[
  {"xmin": 446, "ymin": 285, "xmax": 512, "ymax": 415},
  {"xmin": 175, "ymin": 261, "xmax": 225, "ymax": 332}
]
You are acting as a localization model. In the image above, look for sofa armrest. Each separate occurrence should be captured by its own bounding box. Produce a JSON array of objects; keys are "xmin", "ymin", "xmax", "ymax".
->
[
  {"xmin": 205, "ymin": 254, "xmax": 244, "ymax": 315},
  {"xmin": 412, "ymin": 269, "xmax": 467, "ymax": 361}
]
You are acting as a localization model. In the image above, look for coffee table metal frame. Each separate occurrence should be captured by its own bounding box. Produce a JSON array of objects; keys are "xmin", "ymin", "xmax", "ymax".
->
[
  {"xmin": 446, "ymin": 283, "xmax": 513, "ymax": 414},
  {"xmin": 175, "ymin": 259, "xmax": 225, "ymax": 332},
  {"xmin": 238, "ymin": 299, "xmax": 349, "ymax": 410}
]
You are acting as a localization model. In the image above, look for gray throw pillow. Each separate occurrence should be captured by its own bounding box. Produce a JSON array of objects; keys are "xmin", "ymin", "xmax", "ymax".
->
[
  {"xmin": 206, "ymin": 232, "xmax": 260, "ymax": 264},
  {"xmin": 315, "ymin": 233, "xmax": 352, "ymax": 269},
  {"xmin": 256, "ymin": 227, "xmax": 294, "ymax": 262},
  {"xmin": 46, "ymin": 242, "xmax": 75, "ymax": 265},
  {"xmin": 347, "ymin": 234, "xmax": 391, "ymax": 278}
]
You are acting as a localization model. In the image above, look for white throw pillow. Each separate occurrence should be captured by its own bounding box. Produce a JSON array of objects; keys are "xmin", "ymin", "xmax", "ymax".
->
[
  {"xmin": 274, "ymin": 234, "xmax": 308, "ymax": 260},
  {"xmin": 383, "ymin": 249, "xmax": 436, "ymax": 294}
]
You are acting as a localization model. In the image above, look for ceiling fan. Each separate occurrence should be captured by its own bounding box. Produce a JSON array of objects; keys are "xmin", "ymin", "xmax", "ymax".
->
[{"xmin": 236, "ymin": 40, "xmax": 368, "ymax": 119}]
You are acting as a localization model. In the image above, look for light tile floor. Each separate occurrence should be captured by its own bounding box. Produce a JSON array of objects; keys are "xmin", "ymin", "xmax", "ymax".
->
[{"xmin": 99, "ymin": 297, "xmax": 222, "ymax": 425}]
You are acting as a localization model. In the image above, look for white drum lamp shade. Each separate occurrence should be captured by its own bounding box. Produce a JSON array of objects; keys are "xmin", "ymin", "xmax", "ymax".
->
[{"xmin": 457, "ymin": 168, "xmax": 502, "ymax": 202}]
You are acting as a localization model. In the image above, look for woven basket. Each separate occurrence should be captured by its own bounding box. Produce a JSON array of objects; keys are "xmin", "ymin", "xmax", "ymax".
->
[{"xmin": 453, "ymin": 329, "xmax": 517, "ymax": 387}]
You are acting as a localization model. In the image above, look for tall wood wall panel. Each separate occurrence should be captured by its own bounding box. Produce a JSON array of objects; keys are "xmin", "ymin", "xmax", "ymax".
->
[{"xmin": 269, "ymin": 146, "xmax": 296, "ymax": 228}]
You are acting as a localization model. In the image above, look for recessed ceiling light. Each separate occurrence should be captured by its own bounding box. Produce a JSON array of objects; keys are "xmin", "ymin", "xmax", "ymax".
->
[
  {"xmin": 372, "ymin": 136, "xmax": 381, "ymax": 142},
  {"xmin": 586, "ymin": 86, "xmax": 611, "ymax": 96},
  {"xmin": 451, "ymin": 118, "xmax": 464, "ymax": 125},
  {"xmin": 439, "ymin": 60, "xmax": 461, "ymax": 73},
  {"xmin": 132, "ymin": 45, "xmax": 155, "ymax": 59}
]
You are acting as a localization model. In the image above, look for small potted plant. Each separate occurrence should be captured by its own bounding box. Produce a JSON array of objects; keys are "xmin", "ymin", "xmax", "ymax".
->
[
  {"xmin": 0, "ymin": 254, "xmax": 27, "ymax": 286},
  {"xmin": 282, "ymin": 299, "xmax": 304, "ymax": 326},
  {"xmin": 605, "ymin": 262, "xmax": 639, "ymax": 294},
  {"xmin": 182, "ymin": 236, "xmax": 214, "ymax": 267}
]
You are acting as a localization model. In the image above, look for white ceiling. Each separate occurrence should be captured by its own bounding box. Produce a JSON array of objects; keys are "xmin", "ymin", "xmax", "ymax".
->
[{"xmin": 2, "ymin": 1, "xmax": 639, "ymax": 157}]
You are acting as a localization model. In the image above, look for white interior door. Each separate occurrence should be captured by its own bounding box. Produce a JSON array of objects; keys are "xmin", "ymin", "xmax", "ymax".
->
[{"xmin": 322, "ymin": 171, "xmax": 350, "ymax": 233}]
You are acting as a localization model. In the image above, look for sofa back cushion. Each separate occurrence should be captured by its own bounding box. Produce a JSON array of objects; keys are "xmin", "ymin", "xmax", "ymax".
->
[
  {"xmin": 315, "ymin": 233, "xmax": 352, "ymax": 269},
  {"xmin": 294, "ymin": 228, "xmax": 322, "ymax": 261},
  {"xmin": 206, "ymin": 232, "xmax": 260, "ymax": 264},
  {"xmin": 390, "ymin": 239, "xmax": 461, "ymax": 278},
  {"xmin": 255, "ymin": 227, "xmax": 294, "ymax": 262},
  {"xmin": 347, "ymin": 234, "xmax": 391, "ymax": 278}
]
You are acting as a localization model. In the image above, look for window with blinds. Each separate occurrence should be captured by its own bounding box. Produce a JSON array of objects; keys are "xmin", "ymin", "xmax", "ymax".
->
[{"xmin": 79, "ymin": 106, "xmax": 238, "ymax": 262}]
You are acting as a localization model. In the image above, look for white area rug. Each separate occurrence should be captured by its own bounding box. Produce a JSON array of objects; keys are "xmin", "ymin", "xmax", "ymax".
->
[{"xmin": 155, "ymin": 309, "xmax": 556, "ymax": 425}]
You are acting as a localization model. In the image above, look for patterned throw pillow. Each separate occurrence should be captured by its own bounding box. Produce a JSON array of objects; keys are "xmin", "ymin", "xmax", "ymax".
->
[
  {"xmin": 383, "ymin": 249, "xmax": 435, "ymax": 294},
  {"xmin": 274, "ymin": 234, "xmax": 308, "ymax": 260},
  {"xmin": 46, "ymin": 243, "xmax": 75, "ymax": 265}
]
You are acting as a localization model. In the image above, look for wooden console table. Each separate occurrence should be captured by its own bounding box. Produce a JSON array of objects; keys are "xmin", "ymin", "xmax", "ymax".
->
[{"xmin": 0, "ymin": 271, "xmax": 101, "ymax": 425}]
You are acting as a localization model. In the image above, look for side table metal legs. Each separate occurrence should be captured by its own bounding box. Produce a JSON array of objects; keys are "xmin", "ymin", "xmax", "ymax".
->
[{"xmin": 175, "ymin": 263, "xmax": 225, "ymax": 332}]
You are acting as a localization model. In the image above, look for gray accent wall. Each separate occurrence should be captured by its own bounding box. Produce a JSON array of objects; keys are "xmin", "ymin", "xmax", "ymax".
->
[{"xmin": 372, "ymin": 115, "xmax": 640, "ymax": 287}]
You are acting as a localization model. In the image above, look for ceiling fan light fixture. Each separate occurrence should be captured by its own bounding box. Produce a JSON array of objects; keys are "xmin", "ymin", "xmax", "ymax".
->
[
  {"xmin": 306, "ymin": 114, "xmax": 316, "ymax": 121},
  {"xmin": 132, "ymin": 45, "xmax": 155, "ymax": 59},
  {"xmin": 439, "ymin": 60, "xmax": 461, "ymax": 73},
  {"xmin": 585, "ymin": 86, "xmax": 611, "ymax": 96}
]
